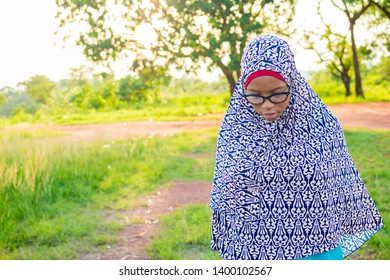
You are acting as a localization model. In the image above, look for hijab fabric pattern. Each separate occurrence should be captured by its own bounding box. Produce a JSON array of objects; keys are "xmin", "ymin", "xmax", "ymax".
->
[{"xmin": 209, "ymin": 35, "xmax": 384, "ymax": 260}]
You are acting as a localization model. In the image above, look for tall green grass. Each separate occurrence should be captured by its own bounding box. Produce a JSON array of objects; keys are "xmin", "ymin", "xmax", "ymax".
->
[
  {"xmin": 0, "ymin": 128, "xmax": 217, "ymax": 259},
  {"xmin": 147, "ymin": 129, "xmax": 390, "ymax": 260},
  {"xmin": 0, "ymin": 133, "xmax": 120, "ymax": 259}
]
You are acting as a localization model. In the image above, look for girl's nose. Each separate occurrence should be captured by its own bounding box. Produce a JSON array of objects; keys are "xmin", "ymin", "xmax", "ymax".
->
[{"xmin": 261, "ymin": 98, "xmax": 274, "ymax": 109}]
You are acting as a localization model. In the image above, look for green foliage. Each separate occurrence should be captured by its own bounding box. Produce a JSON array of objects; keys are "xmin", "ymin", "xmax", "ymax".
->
[
  {"xmin": 19, "ymin": 75, "xmax": 56, "ymax": 105},
  {"xmin": 69, "ymin": 83, "xmax": 94, "ymax": 109},
  {"xmin": 55, "ymin": 0, "xmax": 297, "ymax": 94},
  {"xmin": 364, "ymin": 56, "xmax": 390, "ymax": 86},
  {"xmin": 9, "ymin": 106, "xmax": 33, "ymax": 124},
  {"xmin": 309, "ymin": 70, "xmax": 346, "ymax": 97},
  {"xmin": 117, "ymin": 75, "xmax": 149, "ymax": 103},
  {"xmin": 48, "ymin": 91, "xmax": 230, "ymax": 125},
  {"xmin": 69, "ymin": 77, "xmax": 119, "ymax": 110},
  {"xmin": 164, "ymin": 77, "xmax": 228, "ymax": 96},
  {"xmin": 0, "ymin": 76, "xmax": 230, "ymax": 125},
  {"xmin": 0, "ymin": 87, "xmax": 29, "ymax": 118},
  {"xmin": 96, "ymin": 77, "xmax": 119, "ymax": 109},
  {"xmin": 0, "ymin": 94, "xmax": 6, "ymax": 107},
  {"xmin": 362, "ymin": 0, "xmax": 390, "ymax": 52}
]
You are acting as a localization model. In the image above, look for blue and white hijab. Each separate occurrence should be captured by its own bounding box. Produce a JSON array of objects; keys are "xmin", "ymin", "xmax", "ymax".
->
[{"xmin": 210, "ymin": 35, "xmax": 384, "ymax": 260}]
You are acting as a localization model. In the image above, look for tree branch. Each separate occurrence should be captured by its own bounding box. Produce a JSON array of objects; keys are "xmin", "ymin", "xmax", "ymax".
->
[{"xmin": 370, "ymin": 0, "xmax": 390, "ymax": 19}]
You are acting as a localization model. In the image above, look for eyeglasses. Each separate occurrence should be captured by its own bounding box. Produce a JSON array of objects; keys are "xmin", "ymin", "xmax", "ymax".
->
[{"xmin": 243, "ymin": 87, "xmax": 290, "ymax": 105}]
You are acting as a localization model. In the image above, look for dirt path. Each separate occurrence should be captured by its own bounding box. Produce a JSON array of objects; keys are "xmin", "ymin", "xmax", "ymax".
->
[
  {"xmin": 82, "ymin": 180, "xmax": 212, "ymax": 260},
  {"xmin": 5, "ymin": 102, "xmax": 389, "ymax": 259},
  {"xmin": 10, "ymin": 102, "xmax": 389, "ymax": 143}
]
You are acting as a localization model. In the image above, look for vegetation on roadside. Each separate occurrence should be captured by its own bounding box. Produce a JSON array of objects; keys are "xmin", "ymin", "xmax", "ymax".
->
[
  {"xmin": 0, "ymin": 55, "xmax": 389, "ymax": 127},
  {"xmin": 0, "ymin": 128, "xmax": 217, "ymax": 259}
]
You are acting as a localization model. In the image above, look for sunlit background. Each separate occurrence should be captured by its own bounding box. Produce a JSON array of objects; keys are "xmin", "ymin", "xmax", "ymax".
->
[{"xmin": 0, "ymin": 0, "xmax": 361, "ymax": 88}]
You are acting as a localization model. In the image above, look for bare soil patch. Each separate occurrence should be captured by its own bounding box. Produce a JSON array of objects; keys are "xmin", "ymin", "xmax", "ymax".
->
[
  {"xmin": 327, "ymin": 102, "xmax": 390, "ymax": 130},
  {"xmin": 82, "ymin": 180, "xmax": 211, "ymax": 260}
]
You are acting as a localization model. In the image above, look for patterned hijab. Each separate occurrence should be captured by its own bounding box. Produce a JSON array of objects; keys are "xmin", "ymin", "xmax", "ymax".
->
[{"xmin": 210, "ymin": 35, "xmax": 384, "ymax": 260}]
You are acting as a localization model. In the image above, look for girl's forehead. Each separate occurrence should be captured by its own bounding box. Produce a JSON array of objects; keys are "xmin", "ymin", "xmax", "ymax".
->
[{"xmin": 247, "ymin": 76, "xmax": 287, "ymax": 87}]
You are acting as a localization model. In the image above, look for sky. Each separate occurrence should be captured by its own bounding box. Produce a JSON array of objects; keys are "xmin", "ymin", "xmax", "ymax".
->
[
  {"xmin": 0, "ymin": 0, "xmax": 89, "ymax": 88},
  {"xmin": 0, "ymin": 0, "xmax": 345, "ymax": 89}
]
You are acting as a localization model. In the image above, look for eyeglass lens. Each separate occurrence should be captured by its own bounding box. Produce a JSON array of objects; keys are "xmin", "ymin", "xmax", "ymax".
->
[{"xmin": 246, "ymin": 93, "xmax": 288, "ymax": 105}]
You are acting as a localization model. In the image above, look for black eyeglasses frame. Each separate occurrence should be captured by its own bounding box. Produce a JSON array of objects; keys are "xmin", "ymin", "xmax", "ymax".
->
[{"xmin": 243, "ymin": 87, "xmax": 291, "ymax": 105}]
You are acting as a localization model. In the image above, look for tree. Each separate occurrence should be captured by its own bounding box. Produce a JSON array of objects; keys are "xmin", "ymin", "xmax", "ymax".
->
[
  {"xmin": 93, "ymin": 74, "xmax": 120, "ymax": 109},
  {"xmin": 69, "ymin": 74, "xmax": 119, "ymax": 110},
  {"xmin": 55, "ymin": 0, "xmax": 296, "ymax": 95},
  {"xmin": 303, "ymin": 1, "xmax": 388, "ymax": 98},
  {"xmin": 133, "ymin": 61, "xmax": 172, "ymax": 99},
  {"xmin": 330, "ymin": 0, "xmax": 373, "ymax": 98},
  {"xmin": 0, "ymin": 86, "xmax": 29, "ymax": 117},
  {"xmin": 366, "ymin": 0, "xmax": 390, "ymax": 52},
  {"xmin": 19, "ymin": 75, "xmax": 57, "ymax": 105},
  {"xmin": 69, "ymin": 83, "xmax": 94, "ymax": 109},
  {"xmin": 330, "ymin": 0, "xmax": 390, "ymax": 98},
  {"xmin": 117, "ymin": 75, "xmax": 149, "ymax": 103},
  {"xmin": 369, "ymin": 0, "xmax": 390, "ymax": 19},
  {"xmin": 319, "ymin": 34, "xmax": 353, "ymax": 97},
  {"xmin": 304, "ymin": 3, "xmax": 353, "ymax": 97},
  {"xmin": 116, "ymin": 64, "xmax": 171, "ymax": 103},
  {"xmin": 362, "ymin": 55, "xmax": 390, "ymax": 96},
  {"xmin": 0, "ymin": 93, "xmax": 6, "ymax": 108}
]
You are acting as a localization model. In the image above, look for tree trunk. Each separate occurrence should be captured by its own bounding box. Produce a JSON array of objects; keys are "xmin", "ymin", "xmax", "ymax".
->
[
  {"xmin": 341, "ymin": 71, "xmax": 352, "ymax": 97},
  {"xmin": 350, "ymin": 22, "xmax": 365, "ymax": 98},
  {"xmin": 224, "ymin": 71, "xmax": 237, "ymax": 96}
]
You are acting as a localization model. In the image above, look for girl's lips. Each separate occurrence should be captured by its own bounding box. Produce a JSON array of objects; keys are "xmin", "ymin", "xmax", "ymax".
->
[
  {"xmin": 264, "ymin": 112, "xmax": 277, "ymax": 117},
  {"xmin": 263, "ymin": 112, "xmax": 278, "ymax": 120}
]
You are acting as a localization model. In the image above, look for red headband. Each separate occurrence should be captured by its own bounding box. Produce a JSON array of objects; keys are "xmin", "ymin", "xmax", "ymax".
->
[{"xmin": 245, "ymin": 70, "xmax": 286, "ymax": 89}]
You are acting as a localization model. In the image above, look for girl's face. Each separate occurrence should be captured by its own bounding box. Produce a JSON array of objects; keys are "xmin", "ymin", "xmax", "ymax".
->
[{"xmin": 245, "ymin": 75, "xmax": 291, "ymax": 122}]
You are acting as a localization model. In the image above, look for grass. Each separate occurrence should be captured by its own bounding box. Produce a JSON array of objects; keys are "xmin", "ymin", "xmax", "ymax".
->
[
  {"xmin": 2, "ymin": 93, "xmax": 231, "ymax": 126},
  {"xmin": 0, "ymin": 128, "xmax": 217, "ymax": 259},
  {"xmin": 0, "ymin": 135, "xmax": 121, "ymax": 259},
  {"xmin": 342, "ymin": 129, "xmax": 390, "ymax": 259},
  {"xmin": 147, "ymin": 129, "xmax": 390, "ymax": 260},
  {"xmin": 146, "ymin": 204, "xmax": 221, "ymax": 260}
]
